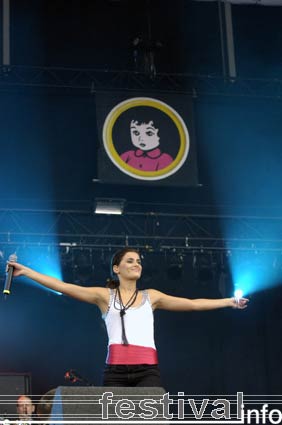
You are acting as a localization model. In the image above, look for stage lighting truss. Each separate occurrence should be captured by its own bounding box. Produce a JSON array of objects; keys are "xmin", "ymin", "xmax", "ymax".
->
[
  {"xmin": 1, "ymin": 204, "xmax": 282, "ymax": 255},
  {"xmin": 0, "ymin": 65, "xmax": 282, "ymax": 99}
]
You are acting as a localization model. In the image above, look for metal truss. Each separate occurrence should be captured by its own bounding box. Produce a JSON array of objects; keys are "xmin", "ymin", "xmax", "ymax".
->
[
  {"xmin": 1, "ymin": 205, "xmax": 282, "ymax": 255},
  {"xmin": 1, "ymin": 65, "xmax": 282, "ymax": 98}
]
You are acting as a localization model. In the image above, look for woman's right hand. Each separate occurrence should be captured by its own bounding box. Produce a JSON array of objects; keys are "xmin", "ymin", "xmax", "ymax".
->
[{"xmin": 7, "ymin": 261, "xmax": 29, "ymax": 277}]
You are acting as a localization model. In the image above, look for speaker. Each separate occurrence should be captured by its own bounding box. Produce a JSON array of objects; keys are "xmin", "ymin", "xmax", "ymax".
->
[
  {"xmin": 0, "ymin": 373, "xmax": 31, "ymax": 417},
  {"xmin": 49, "ymin": 386, "xmax": 166, "ymax": 421}
]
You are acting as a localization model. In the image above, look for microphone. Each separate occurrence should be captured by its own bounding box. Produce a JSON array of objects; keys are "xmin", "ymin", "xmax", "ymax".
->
[{"xmin": 3, "ymin": 253, "xmax": 17, "ymax": 296}]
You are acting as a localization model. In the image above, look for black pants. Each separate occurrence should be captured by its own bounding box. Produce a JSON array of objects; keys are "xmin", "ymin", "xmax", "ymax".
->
[{"xmin": 103, "ymin": 364, "xmax": 162, "ymax": 387}]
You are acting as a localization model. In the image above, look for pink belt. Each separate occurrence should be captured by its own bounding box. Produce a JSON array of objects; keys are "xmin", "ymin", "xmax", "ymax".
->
[{"xmin": 106, "ymin": 344, "xmax": 158, "ymax": 365}]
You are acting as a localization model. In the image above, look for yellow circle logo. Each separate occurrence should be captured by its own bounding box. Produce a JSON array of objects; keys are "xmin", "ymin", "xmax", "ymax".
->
[{"xmin": 103, "ymin": 97, "xmax": 189, "ymax": 181}]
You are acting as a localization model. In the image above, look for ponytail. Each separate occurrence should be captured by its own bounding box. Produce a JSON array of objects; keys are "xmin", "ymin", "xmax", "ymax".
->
[{"xmin": 106, "ymin": 278, "xmax": 120, "ymax": 289}]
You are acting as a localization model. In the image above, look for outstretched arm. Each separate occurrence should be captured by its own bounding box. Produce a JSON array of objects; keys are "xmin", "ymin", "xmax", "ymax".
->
[
  {"xmin": 8, "ymin": 261, "xmax": 109, "ymax": 310},
  {"xmin": 148, "ymin": 289, "xmax": 248, "ymax": 311}
]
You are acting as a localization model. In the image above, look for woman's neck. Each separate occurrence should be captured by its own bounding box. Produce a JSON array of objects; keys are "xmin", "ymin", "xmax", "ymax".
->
[{"xmin": 119, "ymin": 280, "xmax": 137, "ymax": 293}]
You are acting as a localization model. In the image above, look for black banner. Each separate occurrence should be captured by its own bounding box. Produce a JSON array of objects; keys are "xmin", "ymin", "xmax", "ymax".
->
[{"xmin": 96, "ymin": 91, "xmax": 198, "ymax": 186}]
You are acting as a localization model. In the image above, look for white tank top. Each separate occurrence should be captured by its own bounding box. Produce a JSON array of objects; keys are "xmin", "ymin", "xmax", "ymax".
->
[{"xmin": 103, "ymin": 289, "xmax": 156, "ymax": 349}]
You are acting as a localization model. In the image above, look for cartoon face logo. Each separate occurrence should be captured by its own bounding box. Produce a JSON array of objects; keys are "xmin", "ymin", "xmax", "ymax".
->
[
  {"xmin": 130, "ymin": 120, "xmax": 160, "ymax": 151},
  {"xmin": 120, "ymin": 118, "xmax": 174, "ymax": 172},
  {"xmin": 103, "ymin": 97, "xmax": 190, "ymax": 181}
]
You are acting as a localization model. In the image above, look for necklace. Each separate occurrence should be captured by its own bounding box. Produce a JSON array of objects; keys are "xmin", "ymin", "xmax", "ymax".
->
[{"xmin": 114, "ymin": 287, "xmax": 138, "ymax": 345}]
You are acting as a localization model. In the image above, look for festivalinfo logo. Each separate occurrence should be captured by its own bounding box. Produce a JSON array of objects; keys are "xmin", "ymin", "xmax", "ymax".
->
[{"xmin": 2, "ymin": 392, "xmax": 282, "ymax": 424}]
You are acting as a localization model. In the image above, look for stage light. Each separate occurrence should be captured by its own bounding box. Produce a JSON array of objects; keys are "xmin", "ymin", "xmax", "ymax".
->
[
  {"xmin": 226, "ymin": 249, "xmax": 276, "ymax": 297},
  {"xmin": 193, "ymin": 252, "xmax": 215, "ymax": 283},
  {"xmin": 234, "ymin": 288, "xmax": 243, "ymax": 300},
  {"xmin": 19, "ymin": 245, "xmax": 63, "ymax": 296},
  {"xmin": 166, "ymin": 253, "xmax": 184, "ymax": 280},
  {"xmin": 95, "ymin": 198, "xmax": 125, "ymax": 215}
]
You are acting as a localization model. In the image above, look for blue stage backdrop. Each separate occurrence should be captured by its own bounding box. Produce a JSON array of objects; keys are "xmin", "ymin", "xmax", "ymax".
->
[{"xmin": 96, "ymin": 91, "xmax": 198, "ymax": 186}]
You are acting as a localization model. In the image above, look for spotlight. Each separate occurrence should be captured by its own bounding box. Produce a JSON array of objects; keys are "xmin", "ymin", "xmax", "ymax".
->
[
  {"xmin": 193, "ymin": 252, "xmax": 214, "ymax": 283},
  {"xmin": 73, "ymin": 249, "xmax": 94, "ymax": 284},
  {"xmin": 95, "ymin": 198, "xmax": 125, "ymax": 215},
  {"xmin": 234, "ymin": 288, "xmax": 243, "ymax": 300},
  {"xmin": 166, "ymin": 253, "xmax": 184, "ymax": 281}
]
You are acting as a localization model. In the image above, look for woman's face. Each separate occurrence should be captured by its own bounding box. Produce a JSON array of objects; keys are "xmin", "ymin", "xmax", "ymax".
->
[
  {"xmin": 113, "ymin": 251, "xmax": 142, "ymax": 281},
  {"xmin": 130, "ymin": 120, "xmax": 160, "ymax": 151}
]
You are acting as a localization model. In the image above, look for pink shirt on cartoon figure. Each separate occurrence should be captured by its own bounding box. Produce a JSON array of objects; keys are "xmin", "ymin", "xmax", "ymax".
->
[{"xmin": 120, "ymin": 148, "xmax": 173, "ymax": 171}]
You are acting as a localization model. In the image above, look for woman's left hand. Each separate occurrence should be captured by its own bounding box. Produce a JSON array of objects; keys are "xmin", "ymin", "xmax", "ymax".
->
[{"xmin": 231, "ymin": 297, "xmax": 249, "ymax": 309}]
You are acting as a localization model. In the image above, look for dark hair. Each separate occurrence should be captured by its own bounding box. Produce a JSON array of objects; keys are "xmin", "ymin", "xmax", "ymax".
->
[
  {"xmin": 112, "ymin": 105, "xmax": 180, "ymax": 158},
  {"xmin": 106, "ymin": 247, "xmax": 140, "ymax": 289}
]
